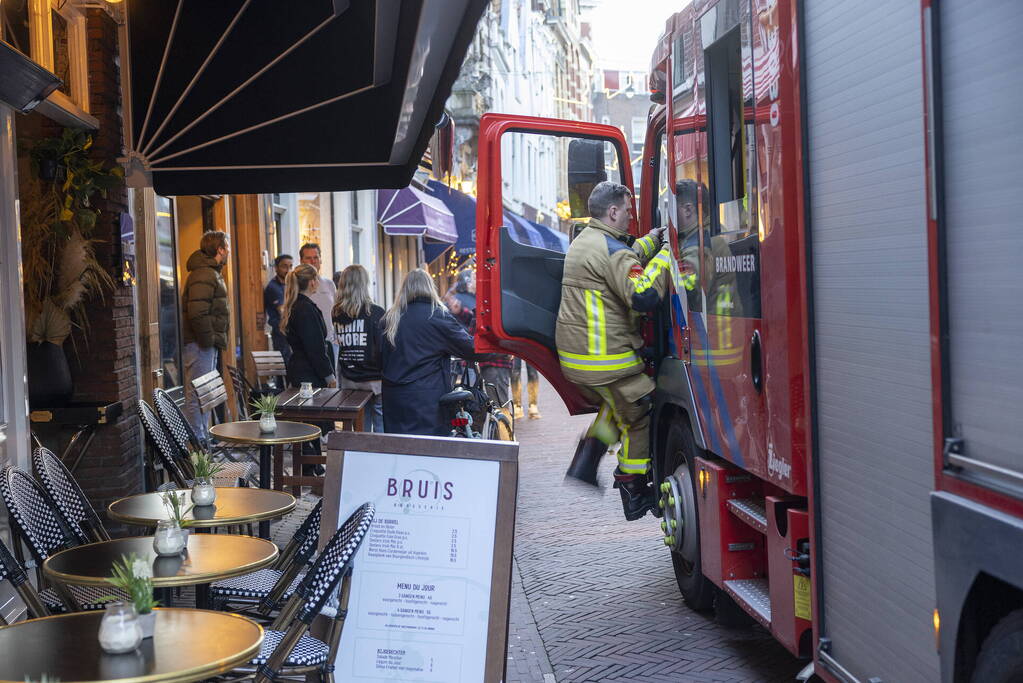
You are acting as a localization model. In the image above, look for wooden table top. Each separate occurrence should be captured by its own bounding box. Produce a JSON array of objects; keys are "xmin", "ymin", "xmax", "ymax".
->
[
  {"xmin": 209, "ymin": 420, "xmax": 321, "ymax": 445},
  {"xmin": 43, "ymin": 535, "xmax": 279, "ymax": 588},
  {"xmin": 0, "ymin": 608, "xmax": 262, "ymax": 683},
  {"xmin": 107, "ymin": 488, "xmax": 296, "ymax": 528},
  {"xmin": 275, "ymin": 387, "xmax": 372, "ymax": 419}
]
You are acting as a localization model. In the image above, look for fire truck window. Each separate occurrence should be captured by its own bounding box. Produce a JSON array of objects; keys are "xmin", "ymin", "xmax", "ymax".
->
[
  {"xmin": 500, "ymin": 132, "xmax": 624, "ymax": 244},
  {"xmin": 703, "ymin": 27, "xmax": 761, "ymax": 319}
]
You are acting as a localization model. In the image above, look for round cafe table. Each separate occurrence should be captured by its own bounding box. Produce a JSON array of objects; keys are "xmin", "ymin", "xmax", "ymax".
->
[
  {"xmin": 43, "ymin": 535, "xmax": 279, "ymax": 609},
  {"xmin": 209, "ymin": 421, "xmax": 320, "ymax": 537},
  {"xmin": 107, "ymin": 488, "xmax": 296, "ymax": 535},
  {"xmin": 0, "ymin": 608, "xmax": 262, "ymax": 683}
]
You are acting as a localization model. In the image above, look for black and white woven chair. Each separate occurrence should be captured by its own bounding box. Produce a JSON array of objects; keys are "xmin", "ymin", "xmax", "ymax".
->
[
  {"xmin": 0, "ymin": 534, "xmax": 49, "ymax": 623},
  {"xmin": 139, "ymin": 399, "xmax": 192, "ymax": 490},
  {"xmin": 153, "ymin": 389, "xmax": 257, "ymax": 488},
  {"xmin": 32, "ymin": 446, "xmax": 110, "ymax": 543},
  {"xmin": 228, "ymin": 502, "xmax": 375, "ymax": 683},
  {"xmin": 0, "ymin": 466, "xmax": 127, "ymax": 613},
  {"xmin": 210, "ymin": 500, "xmax": 323, "ymax": 615}
]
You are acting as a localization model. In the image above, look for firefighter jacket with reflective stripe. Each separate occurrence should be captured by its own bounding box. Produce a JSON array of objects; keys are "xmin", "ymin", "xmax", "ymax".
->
[{"xmin": 556, "ymin": 219, "xmax": 671, "ymax": 386}]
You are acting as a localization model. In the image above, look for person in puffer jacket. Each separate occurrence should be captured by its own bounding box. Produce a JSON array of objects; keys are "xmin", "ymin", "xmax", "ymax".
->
[{"xmin": 181, "ymin": 230, "xmax": 230, "ymax": 444}]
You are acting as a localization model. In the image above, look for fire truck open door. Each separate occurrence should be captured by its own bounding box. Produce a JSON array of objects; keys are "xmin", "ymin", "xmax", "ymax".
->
[{"xmin": 474, "ymin": 113, "xmax": 637, "ymax": 415}]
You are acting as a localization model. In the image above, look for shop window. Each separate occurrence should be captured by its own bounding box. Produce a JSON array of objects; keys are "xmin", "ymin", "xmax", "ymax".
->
[
  {"xmin": 2, "ymin": 0, "xmax": 31, "ymax": 56},
  {"xmin": 155, "ymin": 196, "xmax": 182, "ymax": 387},
  {"xmin": 350, "ymin": 229, "xmax": 361, "ymax": 265}
]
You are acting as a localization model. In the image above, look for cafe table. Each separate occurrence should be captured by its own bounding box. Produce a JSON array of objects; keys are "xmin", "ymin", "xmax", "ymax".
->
[
  {"xmin": 272, "ymin": 388, "xmax": 372, "ymax": 494},
  {"xmin": 108, "ymin": 487, "xmax": 295, "ymax": 540},
  {"xmin": 43, "ymin": 534, "xmax": 279, "ymax": 609},
  {"xmin": 0, "ymin": 608, "xmax": 262, "ymax": 683}
]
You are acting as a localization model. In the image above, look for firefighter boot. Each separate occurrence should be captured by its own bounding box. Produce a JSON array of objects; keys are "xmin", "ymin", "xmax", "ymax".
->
[
  {"xmin": 613, "ymin": 468, "xmax": 656, "ymax": 521},
  {"xmin": 564, "ymin": 436, "xmax": 607, "ymax": 487},
  {"xmin": 527, "ymin": 378, "xmax": 541, "ymax": 419}
]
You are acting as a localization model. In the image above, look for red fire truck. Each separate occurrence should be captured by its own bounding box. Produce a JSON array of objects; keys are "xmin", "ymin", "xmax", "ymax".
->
[{"xmin": 473, "ymin": 1, "xmax": 1022, "ymax": 681}]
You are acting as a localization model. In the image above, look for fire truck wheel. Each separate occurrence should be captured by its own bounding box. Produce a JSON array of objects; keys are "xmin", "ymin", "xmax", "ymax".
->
[
  {"xmin": 662, "ymin": 419, "xmax": 715, "ymax": 611},
  {"xmin": 972, "ymin": 609, "xmax": 1023, "ymax": 683}
]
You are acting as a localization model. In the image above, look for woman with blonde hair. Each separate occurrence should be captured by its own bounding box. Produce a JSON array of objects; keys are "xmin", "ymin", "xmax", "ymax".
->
[
  {"xmin": 332, "ymin": 264, "xmax": 385, "ymax": 432},
  {"xmin": 281, "ymin": 264, "xmax": 336, "ymax": 389},
  {"xmin": 381, "ymin": 268, "xmax": 477, "ymax": 435}
]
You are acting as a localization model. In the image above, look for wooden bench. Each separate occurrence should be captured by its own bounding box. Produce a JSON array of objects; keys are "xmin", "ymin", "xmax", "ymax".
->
[{"xmin": 251, "ymin": 351, "xmax": 287, "ymax": 392}]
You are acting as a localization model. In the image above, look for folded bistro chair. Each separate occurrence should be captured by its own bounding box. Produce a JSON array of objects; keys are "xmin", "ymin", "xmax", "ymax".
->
[
  {"xmin": 0, "ymin": 534, "xmax": 49, "ymax": 623},
  {"xmin": 231, "ymin": 502, "xmax": 375, "ymax": 683},
  {"xmin": 0, "ymin": 466, "xmax": 127, "ymax": 612},
  {"xmin": 149, "ymin": 392, "xmax": 256, "ymax": 488},
  {"xmin": 209, "ymin": 500, "xmax": 323, "ymax": 615},
  {"xmin": 32, "ymin": 446, "xmax": 111, "ymax": 543},
  {"xmin": 139, "ymin": 400, "xmax": 192, "ymax": 490}
]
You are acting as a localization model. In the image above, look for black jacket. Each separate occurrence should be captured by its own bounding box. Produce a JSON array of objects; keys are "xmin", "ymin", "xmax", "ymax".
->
[
  {"xmin": 285, "ymin": 294, "xmax": 334, "ymax": 387},
  {"xmin": 333, "ymin": 304, "xmax": 384, "ymax": 382},
  {"xmin": 381, "ymin": 298, "xmax": 476, "ymax": 435}
]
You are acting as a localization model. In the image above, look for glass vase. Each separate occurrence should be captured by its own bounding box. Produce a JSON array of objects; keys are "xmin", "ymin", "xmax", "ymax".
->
[
  {"xmin": 191, "ymin": 477, "xmax": 216, "ymax": 506},
  {"xmin": 152, "ymin": 519, "xmax": 186, "ymax": 556},
  {"xmin": 98, "ymin": 602, "xmax": 142, "ymax": 654},
  {"xmin": 259, "ymin": 413, "xmax": 277, "ymax": 433}
]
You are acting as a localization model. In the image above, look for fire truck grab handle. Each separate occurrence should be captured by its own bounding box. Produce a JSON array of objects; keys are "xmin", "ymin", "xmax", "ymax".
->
[{"xmin": 750, "ymin": 330, "xmax": 763, "ymax": 393}]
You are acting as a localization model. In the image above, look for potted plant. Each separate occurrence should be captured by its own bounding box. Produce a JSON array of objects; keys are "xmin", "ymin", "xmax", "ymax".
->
[
  {"xmin": 189, "ymin": 451, "xmax": 224, "ymax": 506},
  {"xmin": 20, "ymin": 128, "xmax": 122, "ymax": 407},
  {"xmin": 250, "ymin": 394, "xmax": 280, "ymax": 433},
  {"xmin": 159, "ymin": 490, "xmax": 193, "ymax": 543},
  {"xmin": 101, "ymin": 553, "xmax": 159, "ymax": 639}
]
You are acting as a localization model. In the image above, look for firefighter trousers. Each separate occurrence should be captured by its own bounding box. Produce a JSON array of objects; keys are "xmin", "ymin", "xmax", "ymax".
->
[{"xmin": 576, "ymin": 371, "xmax": 655, "ymax": 476}]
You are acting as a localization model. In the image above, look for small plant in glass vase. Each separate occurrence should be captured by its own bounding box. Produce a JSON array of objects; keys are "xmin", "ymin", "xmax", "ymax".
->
[
  {"xmin": 250, "ymin": 394, "xmax": 279, "ymax": 433},
  {"xmin": 189, "ymin": 451, "xmax": 224, "ymax": 506},
  {"xmin": 100, "ymin": 553, "xmax": 159, "ymax": 640}
]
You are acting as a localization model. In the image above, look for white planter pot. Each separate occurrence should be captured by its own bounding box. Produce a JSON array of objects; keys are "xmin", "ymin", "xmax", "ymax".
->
[
  {"xmin": 191, "ymin": 479, "xmax": 216, "ymax": 507},
  {"xmin": 259, "ymin": 414, "xmax": 277, "ymax": 433},
  {"xmin": 138, "ymin": 610, "xmax": 156, "ymax": 639}
]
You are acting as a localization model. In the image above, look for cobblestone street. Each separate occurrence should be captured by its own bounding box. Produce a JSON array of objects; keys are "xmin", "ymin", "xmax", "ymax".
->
[{"xmin": 504, "ymin": 380, "xmax": 804, "ymax": 683}]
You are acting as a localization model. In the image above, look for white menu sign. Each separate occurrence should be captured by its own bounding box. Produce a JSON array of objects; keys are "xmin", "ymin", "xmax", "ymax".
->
[{"xmin": 334, "ymin": 450, "xmax": 501, "ymax": 682}]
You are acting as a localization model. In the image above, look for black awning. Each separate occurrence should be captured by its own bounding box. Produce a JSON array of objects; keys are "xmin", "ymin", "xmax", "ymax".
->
[{"xmin": 124, "ymin": 0, "xmax": 485, "ymax": 195}]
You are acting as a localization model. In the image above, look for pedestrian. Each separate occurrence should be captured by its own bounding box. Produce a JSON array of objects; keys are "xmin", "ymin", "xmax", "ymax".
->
[
  {"xmin": 280, "ymin": 264, "xmax": 337, "ymax": 389},
  {"xmin": 511, "ymin": 358, "xmax": 542, "ymax": 419},
  {"xmin": 332, "ymin": 270, "xmax": 343, "ymax": 290},
  {"xmin": 298, "ymin": 243, "xmax": 338, "ymax": 374},
  {"xmin": 181, "ymin": 230, "xmax": 230, "ymax": 445},
  {"xmin": 381, "ymin": 268, "xmax": 478, "ymax": 436},
  {"xmin": 557, "ymin": 180, "xmax": 671, "ymax": 521},
  {"xmin": 332, "ymin": 264, "xmax": 385, "ymax": 433},
  {"xmin": 263, "ymin": 253, "xmax": 293, "ymax": 364}
]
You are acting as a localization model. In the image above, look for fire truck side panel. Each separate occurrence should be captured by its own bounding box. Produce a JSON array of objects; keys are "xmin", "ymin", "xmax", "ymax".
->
[
  {"xmin": 928, "ymin": 1, "xmax": 1023, "ymax": 679},
  {"xmin": 803, "ymin": 1, "xmax": 939, "ymax": 681}
]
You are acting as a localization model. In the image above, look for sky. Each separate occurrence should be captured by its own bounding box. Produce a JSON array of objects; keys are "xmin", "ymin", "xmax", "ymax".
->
[{"xmin": 585, "ymin": 0, "xmax": 691, "ymax": 71}]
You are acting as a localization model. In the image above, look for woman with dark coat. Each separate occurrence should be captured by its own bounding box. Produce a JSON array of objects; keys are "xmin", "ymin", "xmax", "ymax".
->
[
  {"xmin": 281, "ymin": 264, "xmax": 336, "ymax": 389},
  {"xmin": 332, "ymin": 264, "xmax": 385, "ymax": 432},
  {"xmin": 381, "ymin": 268, "xmax": 477, "ymax": 436}
]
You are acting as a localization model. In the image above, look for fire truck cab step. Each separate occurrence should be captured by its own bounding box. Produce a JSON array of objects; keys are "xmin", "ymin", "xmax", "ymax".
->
[
  {"xmin": 726, "ymin": 498, "xmax": 768, "ymax": 534},
  {"xmin": 723, "ymin": 578, "xmax": 771, "ymax": 628}
]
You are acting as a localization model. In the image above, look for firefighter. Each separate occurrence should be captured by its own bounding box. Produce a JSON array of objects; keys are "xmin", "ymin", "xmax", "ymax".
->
[
  {"xmin": 557, "ymin": 181, "xmax": 672, "ymax": 520},
  {"xmin": 675, "ymin": 179, "xmax": 741, "ymax": 319}
]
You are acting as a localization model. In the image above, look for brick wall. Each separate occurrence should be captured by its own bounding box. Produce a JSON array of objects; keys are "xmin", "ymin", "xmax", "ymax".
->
[{"xmin": 66, "ymin": 9, "xmax": 142, "ymax": 525}]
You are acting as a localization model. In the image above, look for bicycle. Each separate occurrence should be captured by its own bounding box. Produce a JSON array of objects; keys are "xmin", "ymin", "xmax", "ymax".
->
[{"xmin": 440, "ymin": 361, "xmax": 514, "ymax": 440}]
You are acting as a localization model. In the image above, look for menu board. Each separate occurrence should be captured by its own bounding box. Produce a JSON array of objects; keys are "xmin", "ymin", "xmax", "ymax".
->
[{"xmin": 333, "ymin": 449, "xmax": 503, "ymax": 682}]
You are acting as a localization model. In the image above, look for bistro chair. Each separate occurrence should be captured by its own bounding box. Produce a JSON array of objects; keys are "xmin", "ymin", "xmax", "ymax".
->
[
  {"xmin": 209, "ymin": 500, "xmax": 323, "ymax": 615},
  {"xmin": 228, "ymin": 365, "xmax": 255, "ymax": 420},
  {"xmin": 229, "ymin": 502, "xmax": 375, "ymax": 683},
  {"xmin": 0, "ymin": 465, "xmax": 127, "ymax": 612},
  {"xmin": 0, "ymin": 534, "xmax": 50, "ymax": 623},
  {"xmin": 153, "ymin": 388, "xmax": 257, "ymax": 487},
  {"xmin": 139, "ymin": 399, "xmax": 192, "ymax": 490},
  {"xmin": 251, "ymin": 350, "xmax": 287, "ymax": 394},
  {"xmin": 32, "ymin": 446, "xmax": 111, "ymax": 543}
]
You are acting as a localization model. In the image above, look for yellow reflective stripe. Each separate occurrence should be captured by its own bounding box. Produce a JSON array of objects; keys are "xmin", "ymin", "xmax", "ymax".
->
[
  {"xmin": 585, "ymin": 290, "xmax": 596, "ymax": 355},
  {"xmin": 558, "ymin": 349, "xmax": 643, "ymax": 372},
  {"xmin": 634, "ymin": 248, "xmax": 672, "ymax": 294},
  {"xmin": 585, "ymin": 289, "xmax": 606, "ymax": 356},
  {"xmin": 594, "ymin": 291, "xmax": 606, "ymax": 355},
  {"xmin": 634, "ymin": 234, "xmax": 657, "ymax": 258}
]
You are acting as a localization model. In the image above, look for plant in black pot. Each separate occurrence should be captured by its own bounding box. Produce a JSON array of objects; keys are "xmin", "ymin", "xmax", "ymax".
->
[{"xmin": 21, "ymin": 129, "xmax": 122, "ymax": 408}]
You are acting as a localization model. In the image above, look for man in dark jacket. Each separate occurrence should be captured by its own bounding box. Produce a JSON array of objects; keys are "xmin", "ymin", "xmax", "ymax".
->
[
  {"xmin": 182, "ymin": 230, "xmax": 230, "ymax": 443},
  {"xmin": 263, "ymin": 254, "xmax": 292, "ymax": 363}
]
